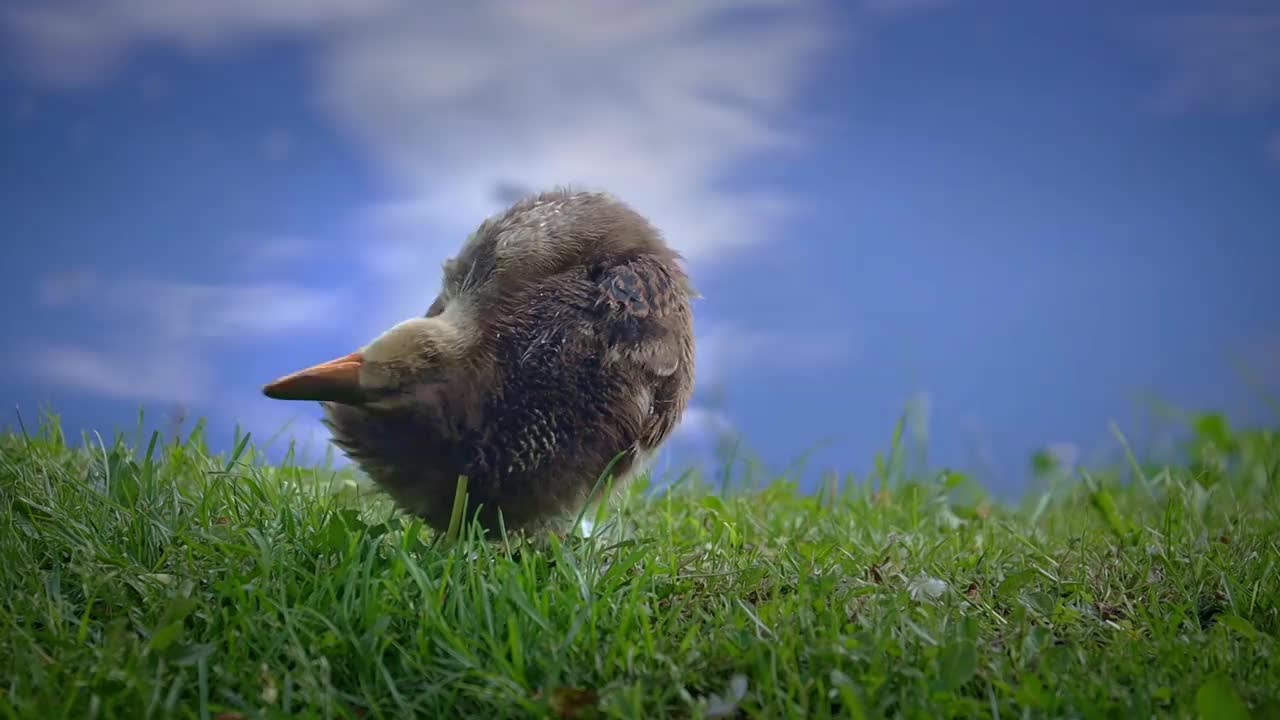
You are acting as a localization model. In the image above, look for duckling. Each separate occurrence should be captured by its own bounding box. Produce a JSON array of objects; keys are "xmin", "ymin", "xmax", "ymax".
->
[{"xmin": 262, "ymin": 189, "xmax": 695, "ymax": 536}]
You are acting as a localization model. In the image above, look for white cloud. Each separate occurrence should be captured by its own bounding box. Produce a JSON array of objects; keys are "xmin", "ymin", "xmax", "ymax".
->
[
  {"xmin": 2, "ymin": 0, "xmax": 405, "ymax": 88},
  {"xmin": 28, "ymin": 269, "xmax": 343, "ymax": 410},
  {"xmin": 695, "ymin": 323, "xmax": 857, "ymax": 388},
  {"xmin": 38, "ymin": 269, "xmax": 344, "ymax": 340},
  {"xmin": 1149, "ymin": 9, "xmax": 1280, "ymax": 114},
  {"xmin": 23, "ymin": 343, "xmax": 209, "ymax": 405}
]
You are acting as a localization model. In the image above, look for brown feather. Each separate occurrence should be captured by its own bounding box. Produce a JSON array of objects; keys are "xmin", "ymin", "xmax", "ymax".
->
[{"xmin": 316, "ymin": 189, "xmax": 695, "ymax": 535}]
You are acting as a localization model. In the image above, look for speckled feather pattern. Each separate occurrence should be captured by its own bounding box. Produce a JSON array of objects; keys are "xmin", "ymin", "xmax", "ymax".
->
[{"xmin": 322, "ymin": 190, "xmax": 695, "ymax": 535}]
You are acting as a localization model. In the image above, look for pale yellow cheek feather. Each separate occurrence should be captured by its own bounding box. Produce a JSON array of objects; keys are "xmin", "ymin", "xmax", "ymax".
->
[
  {"xmin": 433, "ymin": 295, "xmax": 477, "ymax": 357},
  {"xmin": 355, "ymin": 293, "xmax": 480, "ymax": 394}
]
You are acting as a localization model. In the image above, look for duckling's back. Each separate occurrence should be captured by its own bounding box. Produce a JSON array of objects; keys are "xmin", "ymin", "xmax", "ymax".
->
[{"xmin": 455, "ymin": 244, "xmax": 695, "ymax": 532}]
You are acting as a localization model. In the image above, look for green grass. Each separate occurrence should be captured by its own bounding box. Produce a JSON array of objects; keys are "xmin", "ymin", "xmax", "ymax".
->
[{"xmin": 1, "ymin": 410, "xmax": 1277, "ymax": 719}]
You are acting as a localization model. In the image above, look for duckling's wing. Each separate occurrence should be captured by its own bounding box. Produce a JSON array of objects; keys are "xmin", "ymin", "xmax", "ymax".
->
[{"xmin": 595, "ymin": 255, "xmax": 692, "ymax": 379}]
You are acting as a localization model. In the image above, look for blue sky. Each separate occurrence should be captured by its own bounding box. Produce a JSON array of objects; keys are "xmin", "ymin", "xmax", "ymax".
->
[{"xmin": 2, "ymin": 0, "xmax": 1277, "ymax": 496}]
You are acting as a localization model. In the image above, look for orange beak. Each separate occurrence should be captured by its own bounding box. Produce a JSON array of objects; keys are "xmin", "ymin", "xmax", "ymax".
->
[{"xmin": 262, "ymin": 351, "xmax": 366, "ymax": 403}]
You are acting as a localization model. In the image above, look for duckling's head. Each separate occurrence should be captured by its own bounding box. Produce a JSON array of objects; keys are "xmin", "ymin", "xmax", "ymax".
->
[{"xmin": 262, "ymin": 316, "xmax": 470, "ymax": 408}]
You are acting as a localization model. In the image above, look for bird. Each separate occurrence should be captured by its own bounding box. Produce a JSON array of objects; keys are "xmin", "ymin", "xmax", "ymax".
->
[{"xmin": 261, "ymin": 189, "xmax": 696, "ymax": 537}]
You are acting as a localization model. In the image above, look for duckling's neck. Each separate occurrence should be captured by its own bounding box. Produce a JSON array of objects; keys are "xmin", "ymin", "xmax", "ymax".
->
[{"xmin": 431, "ymin": 298, "xmax": 484, "ymax": 358}]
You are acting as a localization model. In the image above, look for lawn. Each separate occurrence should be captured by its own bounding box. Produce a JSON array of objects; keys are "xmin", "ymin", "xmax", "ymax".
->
[{"xmin": 1, "ymin": 410, "xmax": 1276, "ymax": 719}]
